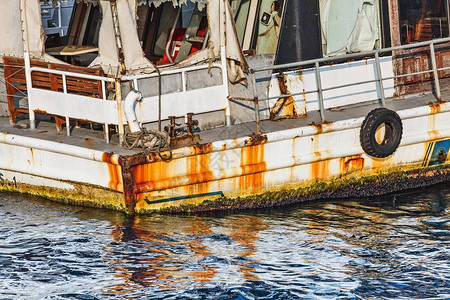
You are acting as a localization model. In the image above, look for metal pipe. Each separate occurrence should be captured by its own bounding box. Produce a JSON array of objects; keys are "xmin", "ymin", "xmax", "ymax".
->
[
  {"xmin": 165, "ymin": 8, "xmax": 181, "ymax": 64},
  {"xmin": 429, "ymin": 42, "xmax": 442, "ymax": 101},
  {"xmin": 30, "ymin": 67, "xmax": 113, "ymax": 82},
  {"xmin": 24, "ymin": 52, "xmax": 35, "ymax": 130},
  {"xmin": 0, "ymin": 132, "xmax": 121, "ymax": 165},
  {"xmin": 57, "ymin": 1, "xmax": 63, "ymax": 36},
  {"xmin": 121, "ymin": 63, "xmax": 223, "ymax": 81},
  {"xmin": 110, "ymin": 0, "xmax": 126, "ymax": 74},
  {"xmin": 252, "ymin": 37, "xmax": 450, "ymax": 73},
  {"xmin": 221, "ymin": 45, "xmax": 232, "ymax": 126},
  {"xmin": 154, "ymin": 65, "xmax": 162, "ymax": 131},
  {"xmin": 101, "ymin": 81, "xmax": 109, "ymax": 144},
  {"xmin": 315, "ymin": 61, "xmax": 326, "ymax": 122},
  {"xmin": 250, "ymin": 70, "xmax": 261, "ymax": 134},
  {"xmin": 62, "ymin": 71, "xmax": 70, "ymax": 136},
  {"xmin": 124, "ymin": 90, "xmax": 143, "ymax": 133},
  {"xmin": 375, "ymin": 52, "xmax": 386, "ymax": 107}
]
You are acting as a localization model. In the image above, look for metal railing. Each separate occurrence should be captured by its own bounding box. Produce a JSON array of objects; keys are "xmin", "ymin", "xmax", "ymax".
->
[
  {"xmin": 28, "ymin": 67, "xmax": 115, "ymax": 142},
  {"xmin": 249, "ymin": 37, "xmax": 450, "ymax": 134}
]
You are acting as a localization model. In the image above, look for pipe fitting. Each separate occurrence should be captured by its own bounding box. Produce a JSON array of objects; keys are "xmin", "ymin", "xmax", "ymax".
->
[{"xmin": 124, "ymin": 90, "xmax": 143, "ymax": 133}]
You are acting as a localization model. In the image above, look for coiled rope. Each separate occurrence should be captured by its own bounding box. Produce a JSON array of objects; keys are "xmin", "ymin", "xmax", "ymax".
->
[{"xmin": 124, "ymin": 129, "xmax": 172, "ymax": 162}]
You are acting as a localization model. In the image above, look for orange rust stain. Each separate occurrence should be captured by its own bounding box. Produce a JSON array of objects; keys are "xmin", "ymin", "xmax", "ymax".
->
[
  {"xmin": 428, "ymin": 102, "xmax": 442, "ymax": 114},
  {"xmin": 133, "ymin": 160, "xmax": 170, "ymax": 189},
  {"xmin": 192, "ymin": 143, "xmax": 214, "ymax": 155},
  {"xmin": 27, "ymin": 148, "xmax": 34, "ymax": 166},
  {"xmin": 185, "ymin": 152, "xmax": 213, "ymax": 196},
  {"xmin": 427, "ymin": 112, "xmax": 439, "ymax": 139},
  {"xmin": 239, "ymin": 144, "xmax": 267, "ymax": 192},
  {"xmin": 311, "ymin": 159, "xmax": 330, "ymax": 181},
  {"xmin": 133, "ymin": 145, "xmax": 215, "ymax": 196},
  {"xmin": 313, "ymin": 125, "xmax": 323, "ymax": 135},
  {"xmin": 340, "ymin": 155, "xmax": 365, "ymax": 174},
  {"xmin": 102, "ymin": 152, "xmax": 123, "ymax": 192},
  {"xmin": 244, "ymin": 133, "xmax": 268, "ymax": 146}
]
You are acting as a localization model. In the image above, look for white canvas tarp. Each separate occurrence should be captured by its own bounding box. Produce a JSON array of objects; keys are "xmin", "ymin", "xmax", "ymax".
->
[
  {"xmin": 0, "ymin": 0, "xmax": 247, "ymax": 81},
  {"xmin": 173, "ymin": 0, "xmax": 248, "ymax": 78},
  {"xmin": 0, "ymin": 0, "xmax": 51, "ymax": 60},
  {"xmin": 89, "ymin": 0, "xmax": 155, "ymax": 75},
  {"xmin": 320, "ymin": 0, "xmax": 379, "ymax": 56}
]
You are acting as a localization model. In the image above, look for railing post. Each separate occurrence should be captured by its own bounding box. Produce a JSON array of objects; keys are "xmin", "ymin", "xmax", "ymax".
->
[
  {"xmin": 62, "ymin": 74, "xmax": 70, "ymax": 136},
  {"xmin": 375, "ymin": 52, "xmax": 386, "ymax": 107},
  {"xmin": 429, "ymin": 42, "xmax": 442, "ymax": 101},
  {"xmin": 102, "ymin": 81, "xmax": 110, "ymax": 144},
  {"xmin": 115, "ymin": 79, "xmax": 125, "ymax": 146},
  {"xmin": 314, "ymin": 61, "xmax": 326, "ymax": 122},
  {"xmin": 251, "ymin": 70, "xmax": 261, "ymax": 134},
  {"xmin": 23, "ymin": 52, "xmax": 36, "ymax": 130}
]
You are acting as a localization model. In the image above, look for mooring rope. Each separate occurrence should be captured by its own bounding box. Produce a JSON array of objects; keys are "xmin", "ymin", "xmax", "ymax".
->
[{"xmin": 124, "ymin": 128, "xmax": 172, "ymax": 162}]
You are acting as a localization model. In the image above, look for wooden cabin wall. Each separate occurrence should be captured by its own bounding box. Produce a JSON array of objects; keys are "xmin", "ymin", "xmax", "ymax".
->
[{"xmin": 389, "ymin": 0, "xmax": 450, "ymax": 96}]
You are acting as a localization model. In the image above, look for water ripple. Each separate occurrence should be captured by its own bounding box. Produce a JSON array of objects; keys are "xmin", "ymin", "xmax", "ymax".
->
[{"xmin": 0, "ymin": 184, "xmax": 449, "ymax": 299}]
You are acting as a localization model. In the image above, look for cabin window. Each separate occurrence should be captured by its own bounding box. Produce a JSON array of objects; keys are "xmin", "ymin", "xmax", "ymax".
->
[
  {"xmin": 399, "ymin": 0, "xmax": 449, "ymax": 44},
  {"xmin": 138, "ymin": 1, "xmax": 209, "ymax": 65},
  {"xmin": 41, "ymin": 0, "xmax": 75, "ymax": 38},
  {"xmin": 41, "ymin": 0, "xmax": 101, "ymax": 67},
  {"xmin": 231, "ymin": 0, "xmax": 285, "ymax": 54},
  {"xmin": 320, "ymin": 0, "xmax": 381, "ymax": 56}
]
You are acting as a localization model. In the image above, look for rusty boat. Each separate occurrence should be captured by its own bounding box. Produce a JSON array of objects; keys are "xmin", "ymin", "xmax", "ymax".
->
[{"xmin": 0, "ymin": 0, "xmax": 449, "ymax": 214}]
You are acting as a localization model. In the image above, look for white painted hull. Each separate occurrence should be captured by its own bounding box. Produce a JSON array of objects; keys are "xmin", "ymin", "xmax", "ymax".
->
[{"xmin": 1, "ymin": 100, "xmax": 449, "ymax": 214}]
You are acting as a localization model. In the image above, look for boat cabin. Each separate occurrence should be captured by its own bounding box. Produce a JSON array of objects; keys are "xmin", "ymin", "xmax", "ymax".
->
[{"xmin": 0, "ymin": 0, "xmax": 449, "ymax": 147}]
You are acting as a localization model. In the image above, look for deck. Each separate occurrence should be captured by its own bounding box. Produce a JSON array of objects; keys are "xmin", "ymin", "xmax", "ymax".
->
[{"xmin": 0, "ymin": 90, "xmax": 446, "ymax": 156}]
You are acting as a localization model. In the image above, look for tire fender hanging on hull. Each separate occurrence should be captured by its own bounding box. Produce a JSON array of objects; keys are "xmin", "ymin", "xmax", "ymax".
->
[{"xmin": 360, "ymin": 108, "xmax": 403, "ymax": 158}]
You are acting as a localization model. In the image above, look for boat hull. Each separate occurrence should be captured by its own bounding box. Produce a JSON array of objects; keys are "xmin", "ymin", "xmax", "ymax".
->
[{"xmin": 1, "ymin": 101, "xmax": 450, "ymax": 214}]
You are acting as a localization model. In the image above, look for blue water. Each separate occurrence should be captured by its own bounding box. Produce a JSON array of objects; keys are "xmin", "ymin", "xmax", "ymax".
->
[{"xmin": 0, "ymin": 184, "xmax": 449, "ymax": 299}]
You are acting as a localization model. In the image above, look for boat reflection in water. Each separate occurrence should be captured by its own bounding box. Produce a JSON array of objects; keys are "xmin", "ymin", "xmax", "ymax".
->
[
  {"xmin": 0, "ymin": 183, "xmax": 448, "ymax": 298},
  {"xmin": 105, "ymin": 214, "xmax": 267, "ymax": 293}
]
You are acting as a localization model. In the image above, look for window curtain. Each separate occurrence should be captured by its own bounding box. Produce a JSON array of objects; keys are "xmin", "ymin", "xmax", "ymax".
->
[{"xmin": 320, "ymin": 0, "xmax": 379, "ymax": 56}]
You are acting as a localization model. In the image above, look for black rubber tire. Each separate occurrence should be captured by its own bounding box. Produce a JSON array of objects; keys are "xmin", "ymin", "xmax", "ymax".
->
[{"xmin": 360, "ymin": 108, "xmax": 403, "ymax": 158}]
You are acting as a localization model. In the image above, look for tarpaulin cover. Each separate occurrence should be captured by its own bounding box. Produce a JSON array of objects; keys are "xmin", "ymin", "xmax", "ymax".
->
[
  {"xmin": 89, "ymin": 0, "xmax": 155, "ymax": 75},
  {"xmin": 320, "ymin": 0, "xmax": 379, "ymax": 56}
]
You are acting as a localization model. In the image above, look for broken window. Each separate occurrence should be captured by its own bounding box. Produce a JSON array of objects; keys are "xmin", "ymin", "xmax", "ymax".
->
[
  {"xmin": 255, "ymin": 0, "xmax": 284, "ymax": 54},
  {"xmin": 399, "ymin": 0, "xmax": 449, "ymax": 44},
  {"xmin": 320, "ymin": 0, "xmax": 381, "ymax": 56},
  {"xmin": 231, "ymin": 0, "xmax": 284, "ymax": 54},
  {"xmin": 41, "ymin": 0, "xmax": 101, "ymax": 66},
  {"xmin": 41, "ymin": 0, "xmax": 74, "ymax": 38},
  {"xmin": 138, "ymin": 0, "xmax": 209, "ymax": 65}
]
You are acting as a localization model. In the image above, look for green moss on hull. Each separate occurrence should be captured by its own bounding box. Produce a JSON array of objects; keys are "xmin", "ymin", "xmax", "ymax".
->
[
  {"xmin": 152, "ymin": 164, "xmax": 450, "ymax": 214},
  {"xmin": 0, "ymin": 179, "xmax": 129, "ymax": 213}
]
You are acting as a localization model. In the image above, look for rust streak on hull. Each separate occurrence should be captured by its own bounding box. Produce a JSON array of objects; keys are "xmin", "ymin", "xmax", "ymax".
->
[
  {"xmin": 240, "ymin": 143, "xmax": 266, "ymax": 192},
  {"xmin": 311, "ymin": 159, "xmax": 330, "ymax": 181},
  {"xmin": 340, "ymin": 155, "xmax": 365, "ymax": 174},
  {"xmin": 102, "ymin": 152, "xmax": 123, "ymax": 192}
]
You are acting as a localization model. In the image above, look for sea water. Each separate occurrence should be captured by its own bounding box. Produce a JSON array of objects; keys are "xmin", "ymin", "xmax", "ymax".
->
[{"xmin": 0, "ymin": 184, "xmax": 449, "ymax": 299}]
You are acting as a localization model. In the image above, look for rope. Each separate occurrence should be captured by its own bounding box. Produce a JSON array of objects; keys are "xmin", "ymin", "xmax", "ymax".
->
[{"xmin": 124, "ymin": 128, "xmax": 172, "ymax": 162}]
